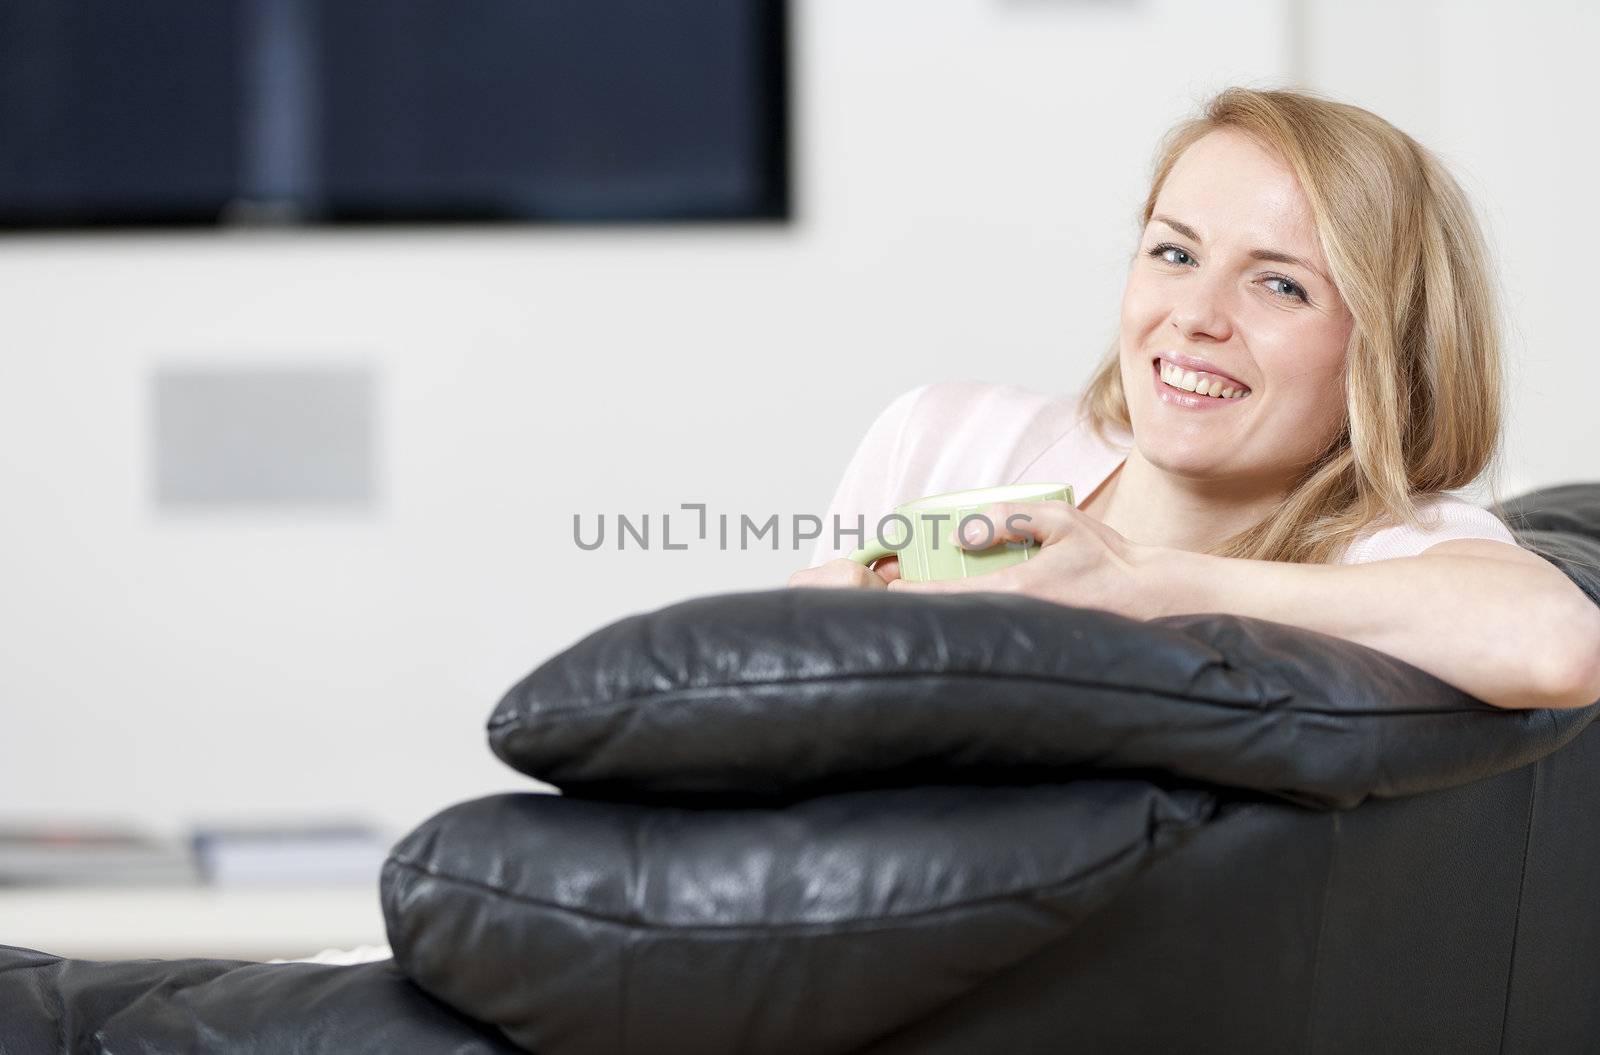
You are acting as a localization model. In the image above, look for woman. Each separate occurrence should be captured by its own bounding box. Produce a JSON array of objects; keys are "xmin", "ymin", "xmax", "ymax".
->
[{"xmin": 789, "ymin": 86, "xmax": 1600, "ymax": 712}]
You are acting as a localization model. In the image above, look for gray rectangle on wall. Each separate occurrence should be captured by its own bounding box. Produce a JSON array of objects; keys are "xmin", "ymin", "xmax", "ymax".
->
[{"xmin": 153, "ymin": 365, "xmax": 376, "ymax": 507}]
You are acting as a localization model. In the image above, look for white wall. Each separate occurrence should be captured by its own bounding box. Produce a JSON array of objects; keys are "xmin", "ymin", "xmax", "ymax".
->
[
  {"xmin": 8, "ymin": 0, "xmax": 1586, "ymax": 841},
  {"xmin": 1304, "ymin": 0, "xmax": 1600, "ymax": 499}
]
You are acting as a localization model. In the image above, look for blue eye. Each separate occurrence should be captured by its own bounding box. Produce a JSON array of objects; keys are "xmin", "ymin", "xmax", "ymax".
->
[
  {"xmin": 1148, "ymin": 243, "xmax": 1194, "ymax": 267},
  {"xmin": 1264, "ymin": 276, "xmax": 1309, "ymax": 303}
]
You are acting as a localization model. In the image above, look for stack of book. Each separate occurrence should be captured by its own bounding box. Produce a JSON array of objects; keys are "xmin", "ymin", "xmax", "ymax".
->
[
  {"xmin": 190, "ymin": 823, "xmax": 390, "ymax": 887},
  {"xmin": 0, "ymin": 825, "xmax": 197, "ymax": 887},
  {"xmin": 0, "ymin": 821, "xmax": 391, "ymax": 888}
]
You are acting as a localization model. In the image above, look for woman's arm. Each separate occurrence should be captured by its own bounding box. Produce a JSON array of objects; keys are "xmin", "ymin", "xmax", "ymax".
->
[
  {"xmin": 887, "ymin": 501, "xmax": 1600, "ymax": 712},
  {"xmin": 1147, "ymin": 538, "xmax": 1600, "ymax": 711}
]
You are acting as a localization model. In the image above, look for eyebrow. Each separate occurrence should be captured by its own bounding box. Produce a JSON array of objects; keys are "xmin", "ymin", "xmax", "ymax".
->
[{"xmin": 1150, "ymin": 214, "xmax": 1331, "ymax": 286}]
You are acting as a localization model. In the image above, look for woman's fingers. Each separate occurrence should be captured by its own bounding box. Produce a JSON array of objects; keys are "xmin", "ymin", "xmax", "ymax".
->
[
  {"xmin": 787, "ymin": 557, "xmax": 889, "ymax": 590},
  {"xmin": 952, "ymin": 500, "xmax": 1074, "ymax": 549}
]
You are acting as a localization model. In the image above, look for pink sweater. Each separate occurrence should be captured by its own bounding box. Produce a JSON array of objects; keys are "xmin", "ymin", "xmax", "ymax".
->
[{"xmin": 809, "ymin": 380, "xmax": 1519, "ymax": 567}]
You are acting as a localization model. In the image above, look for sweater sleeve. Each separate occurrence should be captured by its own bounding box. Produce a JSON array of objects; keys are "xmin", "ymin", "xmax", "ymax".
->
[
  {"xmin": 807, "ymin": 385, "xmax": 934, "ymax": 567},
  {"xmin": 1337, "ymin": 494, "xmax": 1521, "ymax": 564}
]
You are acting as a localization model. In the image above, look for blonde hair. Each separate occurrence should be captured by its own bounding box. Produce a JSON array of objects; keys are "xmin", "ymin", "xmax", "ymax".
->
[{"xmin": 1082, "ymin": 86, "xmax": 1528, "ymax": 565}]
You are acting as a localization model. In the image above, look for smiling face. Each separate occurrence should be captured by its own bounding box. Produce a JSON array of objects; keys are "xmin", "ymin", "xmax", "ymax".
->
[{"xmin": 1118, "ymin": 127, "xmax": 1355, "ymax": 490}]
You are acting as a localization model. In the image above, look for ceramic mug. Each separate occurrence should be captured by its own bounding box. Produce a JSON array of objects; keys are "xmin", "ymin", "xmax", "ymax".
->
[{"xmin": 846, "ymin": 482, "xmax": 1074, "ymax": 582}]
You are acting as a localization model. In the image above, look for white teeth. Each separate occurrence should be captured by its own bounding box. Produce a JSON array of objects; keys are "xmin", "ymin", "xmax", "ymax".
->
[{"xmin": 1159, "ymin": 360, "xmax": 1249, "ymax": 399}]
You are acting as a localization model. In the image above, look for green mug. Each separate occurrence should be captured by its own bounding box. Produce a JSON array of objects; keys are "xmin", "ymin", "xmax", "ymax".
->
[{"xmin": 847, "ymin": 482, "xmax": 1074, "ymax": 582}]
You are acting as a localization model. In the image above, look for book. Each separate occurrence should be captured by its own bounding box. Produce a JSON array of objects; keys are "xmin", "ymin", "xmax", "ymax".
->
[{"xmin": 190, "ymin": 823, "xmax": 390, "ymax": 887}]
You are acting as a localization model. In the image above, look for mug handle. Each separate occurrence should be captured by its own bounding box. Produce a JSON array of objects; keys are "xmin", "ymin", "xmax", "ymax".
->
[{"xmin": 846, "ymin": 537, "xmax": 896, "ymax": 567}]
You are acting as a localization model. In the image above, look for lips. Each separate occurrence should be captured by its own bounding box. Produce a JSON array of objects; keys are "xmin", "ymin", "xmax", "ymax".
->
[
  {"xmin": 1150, "ymin": 358, "xmax": 1248, "ymax": 410},
  {"xmin": 1153, "ymin": 353, "xmax": 1250, "ymax": 393}
]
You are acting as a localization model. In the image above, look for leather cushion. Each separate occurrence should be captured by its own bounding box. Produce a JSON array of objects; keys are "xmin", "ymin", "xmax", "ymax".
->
[
  {"xmin": 488, "ymin": 583, "xmax": 1599, "ymax": 810},
  {"xmin": 0, "ymin": 946, "xmax": 521, "ymax": 1053},
  {"xmin": 1499, "ymin": 482, "xmax": 1600, "ymax": 545},
  {"xmin": 383, "ymin": 781, "xmax": 1212, "ymax": 1055}
]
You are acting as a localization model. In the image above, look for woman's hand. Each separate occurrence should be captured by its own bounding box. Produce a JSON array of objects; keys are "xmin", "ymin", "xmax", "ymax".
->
[
  {"xmin": 886, "ymin": 501, "xmax": 1168, "ymax": 620},
  {"xmin": 787, "ymin": 556, "xmax": 901, "ymax": 590}
]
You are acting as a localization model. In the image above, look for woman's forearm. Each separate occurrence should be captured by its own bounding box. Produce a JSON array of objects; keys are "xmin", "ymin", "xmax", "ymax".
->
[{"xmin": 1145, "ymin": 546, "xmax": 1600, "ymax": 710}]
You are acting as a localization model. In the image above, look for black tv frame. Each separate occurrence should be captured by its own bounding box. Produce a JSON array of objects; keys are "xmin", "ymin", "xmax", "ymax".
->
[{"xmin": 0, "ymin": 0, "xmax": 791, "ymax": 230}]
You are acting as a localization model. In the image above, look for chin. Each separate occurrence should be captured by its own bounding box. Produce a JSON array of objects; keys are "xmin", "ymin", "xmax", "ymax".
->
[{"xmin": 1142, "ymin": 443, "xmax": 1217, "ymax": 478}]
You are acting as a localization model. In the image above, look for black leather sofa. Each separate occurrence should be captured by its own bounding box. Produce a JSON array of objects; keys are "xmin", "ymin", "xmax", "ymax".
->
[{"xmin": 4, "ymin": 483, "xmax": 1598, "ymax": 1055}]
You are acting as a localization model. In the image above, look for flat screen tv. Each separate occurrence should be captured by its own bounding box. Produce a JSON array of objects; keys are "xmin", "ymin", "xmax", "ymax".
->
[{"xmin": 0, "ymin": 0, "xmax": 788, "ymax": 227}]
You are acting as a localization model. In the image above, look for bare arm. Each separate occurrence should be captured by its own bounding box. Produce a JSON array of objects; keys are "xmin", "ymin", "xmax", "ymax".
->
[{"xmin": 1148, "ymin": 538, "xmax": 1600, "ymax": 711}]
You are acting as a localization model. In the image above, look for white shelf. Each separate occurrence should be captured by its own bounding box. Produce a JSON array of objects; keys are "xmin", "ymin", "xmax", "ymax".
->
[{"xmin": 0, "ymin": 885, "xmax": 388, "ymax": 962}]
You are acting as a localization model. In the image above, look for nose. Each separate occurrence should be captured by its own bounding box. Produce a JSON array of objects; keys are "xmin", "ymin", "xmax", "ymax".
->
[{"xmin": 1168, "ymin": 270, "xmax": 1234, "ymax": 343}]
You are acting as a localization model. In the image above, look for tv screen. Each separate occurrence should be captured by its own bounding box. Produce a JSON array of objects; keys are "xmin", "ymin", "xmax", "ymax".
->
[{"xmin": 0, "ymin": 0, "xmax": 788, "ymax": 227}]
